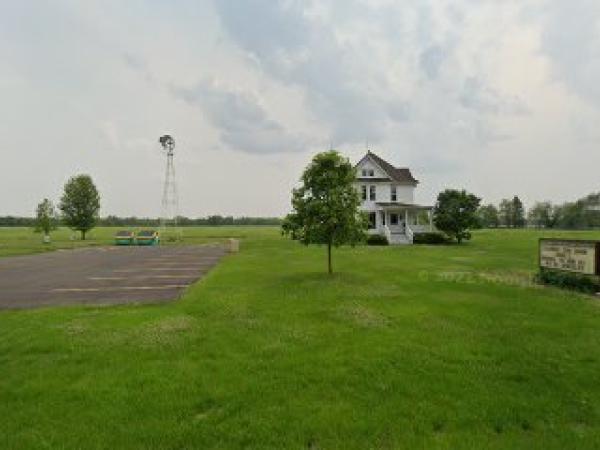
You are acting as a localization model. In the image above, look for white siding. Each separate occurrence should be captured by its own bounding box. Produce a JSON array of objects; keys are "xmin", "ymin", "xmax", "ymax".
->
[{"xmin": 354, "ymin": 182, "xmax": 415, "ymax": 210}]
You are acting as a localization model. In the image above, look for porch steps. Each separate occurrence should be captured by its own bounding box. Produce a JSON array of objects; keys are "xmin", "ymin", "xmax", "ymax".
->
[{"xmin": 389, "ymin": 233, "xmax": 410, "ymax": 245}]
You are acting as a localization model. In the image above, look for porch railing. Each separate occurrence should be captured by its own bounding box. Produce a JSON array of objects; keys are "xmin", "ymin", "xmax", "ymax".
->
[
  {"xmin": 383, "ymin": 225, "xmax": 392, "ymax": 243},
  {"xmin": 405, "ymin": 223, "xmax": 414, "ymax": 244}
]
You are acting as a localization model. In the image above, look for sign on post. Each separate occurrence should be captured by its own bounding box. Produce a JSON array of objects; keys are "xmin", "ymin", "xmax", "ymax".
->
[{"xmin": 539, "ymin": 239, "xmax": 600, "ymax": 276}]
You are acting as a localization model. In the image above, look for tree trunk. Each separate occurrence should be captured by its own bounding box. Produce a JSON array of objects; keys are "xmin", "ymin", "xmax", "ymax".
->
[
  {"xmin": 327, "ymin": 242, "xmax": 332, "ymax": 275},
  {"xmin": 82, "ymin": 230, "xmax": 86, "ymax": 241}
]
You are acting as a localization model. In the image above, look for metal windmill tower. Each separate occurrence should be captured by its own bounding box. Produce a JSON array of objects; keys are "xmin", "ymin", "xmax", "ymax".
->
[{"xmin": 158, "ymin": 134, "xmax": 181, "ymax": 238}]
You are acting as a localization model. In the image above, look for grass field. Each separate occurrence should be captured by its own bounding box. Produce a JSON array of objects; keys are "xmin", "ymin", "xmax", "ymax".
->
[
  {"xmin": 1, "ymin": 227, "xmax": 600, "ymax": 449},
  {"xmin": 0, "ymin": 226, "xmax": 266, "ymax": 257}
]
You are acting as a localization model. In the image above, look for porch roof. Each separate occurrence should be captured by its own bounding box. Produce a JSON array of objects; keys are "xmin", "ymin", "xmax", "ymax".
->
[{"xmin": 376, "ymin": 202, "xmax": 433, "ymax": 210}]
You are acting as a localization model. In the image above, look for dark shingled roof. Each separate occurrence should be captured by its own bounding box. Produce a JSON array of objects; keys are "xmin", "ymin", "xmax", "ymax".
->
[{"xmin": 361, "ymin": 151, "xmax": 418, "ymax": 184}]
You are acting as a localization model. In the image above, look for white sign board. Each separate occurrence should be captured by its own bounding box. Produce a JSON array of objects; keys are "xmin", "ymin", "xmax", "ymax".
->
[{"xmin": 540, "ymin": 240, "xmax": 598, "ymax": 275}]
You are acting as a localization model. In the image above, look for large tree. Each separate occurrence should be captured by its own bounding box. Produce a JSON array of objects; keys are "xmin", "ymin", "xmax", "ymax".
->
[
  {"xmin": 34, "ymin": 198, "xmax": 58, "ymax": 240},
  {"xmin": 528, "ymin": 201, "xmax": 556, "ymax": 228},
  {"xmin": 59, "ymin": 175, "xmax": 100, "ymax": 240},
  {"xmin": 511, "ymin": 196, "xmax": 526, "ymax": 228},
  {"xmin": 477, "ymin": 204, "xmax": 500, "ymax": 228},
  {"xmin": 499, "ymin": 198, "xmax": 514, "ymax": 228},
  {"xmin": 433, "ymin": 189, "xmax": 481, "ymax": 244},
  {"xmin": 282, "ymin": 151, "xmax": 366, "ymax": 274}
]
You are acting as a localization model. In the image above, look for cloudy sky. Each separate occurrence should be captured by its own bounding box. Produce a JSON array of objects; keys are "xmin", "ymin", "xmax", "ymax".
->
[{"xmin": 1, "ymin": 0, "xmax": 599, "ymax": 217}]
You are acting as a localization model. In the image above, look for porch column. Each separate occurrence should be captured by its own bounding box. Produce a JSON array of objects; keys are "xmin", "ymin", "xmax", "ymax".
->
[
  {"xmin": 429, "ymin": 210, "xmax": 433, "ymax": 231},
  {"xmin": 404, "ymin": 209, "xmax": 409, "ymax": 227}
]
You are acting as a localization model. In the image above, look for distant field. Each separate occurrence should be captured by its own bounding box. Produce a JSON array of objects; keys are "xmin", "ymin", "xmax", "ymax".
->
[
  {"xmin": 0, "ymin": 226, "xmax": 275, "ymax": 257},
  {"xmin": 1, "ymin": 227, "xmax": 600, "ymax": 448}
]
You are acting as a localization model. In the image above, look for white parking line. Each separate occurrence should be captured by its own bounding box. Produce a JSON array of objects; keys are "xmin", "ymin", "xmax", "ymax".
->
[
  {"xmin": 88, "ymin": 275, "xmax": 194, "ymax": 280},
  {"xmin": 52, "ymin": 285, "xmax": 189, "ymax": 292},
  {"xmin": 141, "ymin": 275, "xmax": 196, "ymax": 279},
  {"xmin": 88, "ymin": 277, "xmax": 126, "ymax": 281},
  {"xmin": 113, "ymin": 268, "xmax": 202, "ymax": 273}
]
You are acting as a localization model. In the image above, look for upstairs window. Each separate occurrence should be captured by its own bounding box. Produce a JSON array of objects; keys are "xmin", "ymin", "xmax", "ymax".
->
[
  {"xmin": 361, "ymin": 168, "xmax": 375, "ymax": 177},
  {"xmin": 361, "ymin": 185, "xmax": 367, "ymax": 200},
  {"xmin": 391, "ymin": 186, "xmax": 397, "ymax": 201},
  {"xmin": 369, "ymin": 185, "xmax": 376, "ymax": 201}
]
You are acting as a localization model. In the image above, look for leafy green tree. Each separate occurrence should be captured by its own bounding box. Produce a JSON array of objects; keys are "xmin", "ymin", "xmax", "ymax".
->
[
  {"xmin": 528, "ymin": 201, "xmax": 556, "ymax": 228},
  {"xmin": 511, "ymin": 196, "xmax": 526, "ymax": 228},
  {"xmin": 59, "ymin": 175, "xmax": 100, "ymax": 240},
  {"xmin": 282, "ymin": 151, "xmax": 367, "ymax": 274},
  {"xmin": 477, "ymin": 204, "xmax": 500, "ymax": 228},
  {"xmin": 34, "ymin": 198, "xmax": 58, "ymax": 239},
  {"xmin": 499, "ymin": 198, "xmax": 513, "ymax": 227},
  {"xmin": 433, "ymin": 189, "xmax": 481, "ymax": 244}
]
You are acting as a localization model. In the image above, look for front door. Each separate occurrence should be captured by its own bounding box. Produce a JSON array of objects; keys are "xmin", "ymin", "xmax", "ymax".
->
[
  {"xmin": 389, "ymin": 212, "xmax": 405, "ymax": 233},
  {"xmin": 368, "ymin": 212, "xmax": 377, "ymax": 230}
]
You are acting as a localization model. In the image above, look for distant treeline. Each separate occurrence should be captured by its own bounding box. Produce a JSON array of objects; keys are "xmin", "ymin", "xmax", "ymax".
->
[
  {"xmin": 0, "ymin": 215, "xmax": 282, "ymax": 227},
  {"xmin": 478, "ymin": 192, "xmax": 600, "ymax": 229}
]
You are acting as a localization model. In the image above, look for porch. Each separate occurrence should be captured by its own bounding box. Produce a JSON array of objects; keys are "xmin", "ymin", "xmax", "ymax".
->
[{"xmin": 368, "ymin": 203, "xmax": 434, "ymax": 244}]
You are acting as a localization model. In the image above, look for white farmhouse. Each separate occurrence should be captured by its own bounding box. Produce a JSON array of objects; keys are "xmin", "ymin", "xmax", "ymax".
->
[{"xmin": 355, "ymin": 151, "xmax": 433, "ymax": 244}]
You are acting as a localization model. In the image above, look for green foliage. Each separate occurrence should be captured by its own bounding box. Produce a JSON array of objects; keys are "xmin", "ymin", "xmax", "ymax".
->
[
  {"xmin": 528, "ymin": 202, "xmax": 557, "ymax": 228},
  {"xmin": 551, "ymin": 194, "xmax": 600, "ymax": 229},
  {"xmin": 480, "ymin": 191, "xmax": 600, "ymax": 230},
  {"xmin": 499, "ymin": 196, "xmax": 526, "ymax": 228},
  {"xmin": 433, "ymin": 189, "xmax": 481, "ymax": 244},
  {"xmin": 34, "ymin": 198, "xmax": 57, "ymax": 236},
  {"xmin": 366, "ymin": 234, "xmax": 389, "ymax": 246},
  {"xmin": 477, "ymin": 204, "xmax": 500, "ymax": 228},
  {"xmin": 412, "ymin": 231, "xmax": 449, "ymax": 244},
  {"xmin": 511, "ymin": 196, "xmax": 526, "ymax": 227},
  {"xmin": 282, "ymin": 150, "xmax": 367, "ymax": 273},
  {"xmin": 536, "ymin": 269, "xmax": 600, "ymax": 294},
  {"xmin": 59, "ymin": 174, "xmax": 101, "ymax": 240},
  {"xmin": 499, "ymin": 198, "xmax": 513, "ymax": 227}
]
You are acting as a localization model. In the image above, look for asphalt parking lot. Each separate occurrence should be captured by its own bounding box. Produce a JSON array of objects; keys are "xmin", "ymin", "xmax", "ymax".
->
[{"xmin": 0, "ymin": 245, "xmax": 226, "ymax": 309}]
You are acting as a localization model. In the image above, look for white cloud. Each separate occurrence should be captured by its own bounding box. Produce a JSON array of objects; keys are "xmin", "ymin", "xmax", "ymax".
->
[{"xmin": 1, "ymin": 0, "xmax": 599, "ymax": 217}]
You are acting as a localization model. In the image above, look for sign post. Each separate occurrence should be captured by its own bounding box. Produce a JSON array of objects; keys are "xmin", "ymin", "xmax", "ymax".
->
[{"xmin": 539, "ymin": 239, "xmax": 600, "ymax": 276}]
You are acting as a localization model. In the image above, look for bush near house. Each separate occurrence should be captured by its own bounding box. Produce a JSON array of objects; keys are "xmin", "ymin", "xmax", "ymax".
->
[
  {"xmin": 366, "ymin": 234, "xmax": 389, "ymax": 245},
  {"xmin": 412, "ymin": 231, "xmax": 449, "ymax": 245},
  {"xmin": 535, "ymin": 268, "xmax": 600, "ymax": 294}
]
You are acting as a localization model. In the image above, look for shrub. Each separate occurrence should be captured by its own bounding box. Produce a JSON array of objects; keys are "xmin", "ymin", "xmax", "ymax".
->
[
  {"xmin": 413, "ymin": 232, "xmax": 449, "ymax": 245},
  {"xmin": 535, "ymin": 269, "xmax": 600, "ymax": 294},
  {"xmin": 366, "ymin": 234, "xmax": 389, "ymax": 246}
]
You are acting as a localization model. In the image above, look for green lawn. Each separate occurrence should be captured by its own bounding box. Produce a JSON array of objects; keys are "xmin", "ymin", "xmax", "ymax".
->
[
  {"xmin": 1, "ymin": 227, "xmax": 600, "ymax": 449},
  {"xmin": 0, "ymin": 226, "xmax": 271, "ymax": 257}
]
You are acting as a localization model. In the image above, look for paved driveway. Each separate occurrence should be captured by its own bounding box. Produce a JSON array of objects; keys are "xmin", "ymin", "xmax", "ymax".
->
[{"xmin": 0, "ymin": 245, "xmax": 226, "ymax": 309}]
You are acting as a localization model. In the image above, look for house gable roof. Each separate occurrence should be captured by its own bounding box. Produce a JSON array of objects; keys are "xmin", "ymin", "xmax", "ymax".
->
[{"xmin": 356, "ymin": 151, "xmax": 418, "ymax": 185}]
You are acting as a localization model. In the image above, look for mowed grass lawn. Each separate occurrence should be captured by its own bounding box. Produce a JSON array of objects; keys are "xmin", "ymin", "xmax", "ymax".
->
[{"xmin": 1, "ymin": 227, "xmax": 600, "ymax": 449}]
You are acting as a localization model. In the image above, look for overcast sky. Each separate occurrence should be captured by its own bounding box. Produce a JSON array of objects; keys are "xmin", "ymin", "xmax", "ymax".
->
[{"xmin": 1, "ymin": 0, "xmax": 599, "ymax": 217}]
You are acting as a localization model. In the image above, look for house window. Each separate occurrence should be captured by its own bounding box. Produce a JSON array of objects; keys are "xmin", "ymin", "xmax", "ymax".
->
[
  {"xmin": 368, "ymin": 212, "xmax": 376, "ymax": 229},
  {"xmin": 391, "ymin": 186, "xmax": 397, "ymax": 202},
  {"xmin": 361, "ymin": 185, "xmax": 367, "ymax": 200},
  {"xmin": 361, "ymin": 169, "xmax": 375, "ymax": 177},
  {"xmin": 390, "ymin": 213, "xmax": 398, "ymax": 225},
  {"xmin": 369, "ymin": 185, "xmax": 376, "ymax": 201}
]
